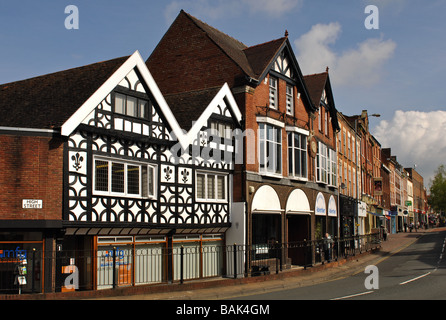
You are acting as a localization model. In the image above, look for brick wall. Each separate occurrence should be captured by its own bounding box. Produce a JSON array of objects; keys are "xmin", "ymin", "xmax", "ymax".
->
[
  {"xmin": 0, "ymin": 134, "xmax": 64, "ymax": 221},
  {"xmin": 147, "ymin": 12, "xmax": 245, "ymax": 95}
]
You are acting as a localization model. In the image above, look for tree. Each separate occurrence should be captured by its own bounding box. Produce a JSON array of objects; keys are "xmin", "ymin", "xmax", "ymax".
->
[{"xmin": 429, "ymin": 165, "xmax": 446, "ymax": 214}]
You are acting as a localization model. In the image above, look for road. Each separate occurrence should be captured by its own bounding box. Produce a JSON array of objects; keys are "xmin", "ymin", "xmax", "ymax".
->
[{"xmin": 231, "ymin": 230, "xmax": 446, "ymax": 300}]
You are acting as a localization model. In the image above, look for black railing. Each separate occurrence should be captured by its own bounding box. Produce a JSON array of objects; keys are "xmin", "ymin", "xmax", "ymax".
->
[{"xmin": 0, "ymin": 233, "xmax": 381, "ymax": 295}]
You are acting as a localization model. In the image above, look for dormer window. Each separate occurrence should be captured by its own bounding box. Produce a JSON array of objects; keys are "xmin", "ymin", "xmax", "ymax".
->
[
  {"xmin": 114, "ymin": 92, "xmax": 150, "ymax": 120},
  {"xmin": 210, "ymin": 120, "xmax": 233, "ymax": 139}
]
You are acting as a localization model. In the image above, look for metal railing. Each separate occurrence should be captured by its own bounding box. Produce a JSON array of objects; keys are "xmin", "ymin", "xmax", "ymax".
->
[{"xmin": 0, "ymin": 233, "xmax": 381, "ymax": 295}]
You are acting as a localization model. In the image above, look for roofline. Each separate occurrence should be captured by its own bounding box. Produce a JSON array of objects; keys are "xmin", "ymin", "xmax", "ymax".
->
[
  {"xmin": 60, "ymin": 50, "xmax": 188, "ymax": 147},
  {"xmin": 60, "ymin": 51, "xmax": 243, "ymax": 151},
  {"xmin": 181, "ymin": 11, "xmax": 254, "ymax": 78},
  {"xmin": 0, "ymin": 126, "xmax": 58, "ymax": 136},
  {"xmin": 184, "ymin": 83, "xmax": 242, "ymax": 146}
]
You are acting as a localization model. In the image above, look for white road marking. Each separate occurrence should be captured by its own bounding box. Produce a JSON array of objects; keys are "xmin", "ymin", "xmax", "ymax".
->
[
  {"xmin": 399, "ymin": 272, "xmax": 431, "ymax": 285},
  {"xmin": 330, "ymin": 291, "xmax": 374, "ymax": 300}
]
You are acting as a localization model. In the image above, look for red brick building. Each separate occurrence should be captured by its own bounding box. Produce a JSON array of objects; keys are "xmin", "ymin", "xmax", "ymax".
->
[{"xmin": 147, "ymin": 10, "xmax": 340, "ymax": 267}]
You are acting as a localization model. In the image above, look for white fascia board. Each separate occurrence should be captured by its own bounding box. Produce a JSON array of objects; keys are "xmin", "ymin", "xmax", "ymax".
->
[
  {"xmin": 61, "ymin": 51, "xmax": 141, "ymax": 137},
  {"xmin": 285, "ymin": 126, "xmax": 309, "ymax": 136},
  {"xmin": 185, "ymin": 83, "xmax": 242, "ymax": 146}
]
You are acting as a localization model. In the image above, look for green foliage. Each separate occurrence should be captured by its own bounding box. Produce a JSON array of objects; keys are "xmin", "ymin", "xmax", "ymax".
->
[{"xmin": 429, "ymin": 165, "xmax": 446, "ymax": 212}]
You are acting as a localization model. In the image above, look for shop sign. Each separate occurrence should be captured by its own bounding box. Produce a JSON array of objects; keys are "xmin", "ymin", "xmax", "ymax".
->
[
  {"xmin": 328, "ymin": 195, "xmax": 337, "ymax": 217},
  {"xmin": 315, "ymin": 193, "xmax": 326, "ymax": 216},
  {"xmin": 358, "ymin": 201, "xmax": 367, "ymax": 217},
  {"xmin": 0, "ymin": 246, "xmax": 27, "ymax": 259}
]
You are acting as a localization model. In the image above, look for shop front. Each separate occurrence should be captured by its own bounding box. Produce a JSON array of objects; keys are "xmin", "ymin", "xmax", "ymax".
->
[
  {"xmin": 0, "ymin": 232, "xmax": 44, "ymax": 294},
  {"xmin": 95, "ymin": 233, "xmax": 224, "ymax": 289},
  {"xmin": 340, "ymin": 194, "xmax": 356, "ymax": 238},
  {"xmin": 286, "ymin": 188, "xmax": 312, "ymax": 266},
  {"xmin": 357, "ymin": 201, "xmax": 367, "ymax": 235},
  {"xmin": 251, "ymin": 185, "xmax": 283, "ymax": 246}
]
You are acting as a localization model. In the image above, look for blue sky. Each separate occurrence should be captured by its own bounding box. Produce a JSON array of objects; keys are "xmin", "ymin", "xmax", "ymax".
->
[{"xmin": 1, "ymin": 0, "xmax": 445, "ymax": 185}]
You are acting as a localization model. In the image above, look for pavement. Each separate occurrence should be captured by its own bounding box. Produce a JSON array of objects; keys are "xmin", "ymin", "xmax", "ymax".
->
[{"xmin": 98, "ymin": 226, "xmax": 446, "ymax": 300}]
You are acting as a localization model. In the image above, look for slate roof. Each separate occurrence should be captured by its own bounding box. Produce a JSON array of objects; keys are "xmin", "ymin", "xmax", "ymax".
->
[
  {"xmin": 147, "ymin": 10, "xmax": 315, "ymax": 114},
  {"xmin": 304, "ymin": 72, "xmax": 330, "ymax": 108},
  {"xmin": 304, "ymin": 71, "xmax": 340, "ymax": 131},
  {"xmin": 0, "ymin": 56, "xmax": 129, "ymax": 130},
  {"xmin": 176, "ymin": 11, "xmax": 291, "ymax": 84}
]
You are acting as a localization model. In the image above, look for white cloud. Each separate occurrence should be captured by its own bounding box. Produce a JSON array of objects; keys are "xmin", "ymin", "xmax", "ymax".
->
[
  {"xmin": 164, "ymin": 0, "xmax": 302, "ymax": 23},
  {"xmin": 294, "ymin": 22, "xmax": 396, "ymax": 87},
  {"xmin": 242, "ymin": 0, "xmax": 303, "ymax": 17},
  {"xmin": 373, "ymin": 110, "xmax": 446, "ymax": 184}
]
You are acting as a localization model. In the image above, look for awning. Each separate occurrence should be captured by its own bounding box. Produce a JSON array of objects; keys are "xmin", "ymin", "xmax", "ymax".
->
[
  {"xmin": 368, "ymin": 211, "xmax": 383, "ymax": 217},
  {"xmin": 252, "ymin": 185, "xmax": 282, "ymax": 214},
  {"xmin": 285, "ymin": 189, "xmax": 312, "ymax": 215}
]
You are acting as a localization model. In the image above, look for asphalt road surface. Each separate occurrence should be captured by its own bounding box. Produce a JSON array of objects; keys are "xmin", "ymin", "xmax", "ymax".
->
[{"xmin": 232, "ymin": 230, "xmax": 446, "ymax": 300}]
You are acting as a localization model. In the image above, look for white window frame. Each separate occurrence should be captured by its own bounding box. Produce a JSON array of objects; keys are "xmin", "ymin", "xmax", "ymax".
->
[
  {"xmin": 210, "ymin": 120, "xmax": 233, "ymax": 140},
  {"xmin": 316, "ymin": 142, "xmax": 337, "ymax": 186},
  {"xmin": 287, "ymin": 131, "xmax": 307, "ymax": 180},
  {"xmin": 195, "ymin": 171, "xmax": 228, "ymax": 202},
  {"xmin": 114, "ymin": 92, "xmax": 150, "ymax": 120},
  {"xmin": 316, "ymin": 142, "xmax": 328, "ymax": 184},
  {"xmin": 258, "ymin": 123, "xmax": 282, "ymax": 176},
  {"xmin": 328, "ymin": 148, "xmax": 337, "ymax": 187},
  {"xmin": 269, "ymin": 77, "xmax": 278, "ymax": 109},
  {"xmin": 93, "ymin": 156, "xmax": 157, "ymax": 199},
  {"xmin": 286, "ymin": 84, "xmax": 294, "ymax": 115}
]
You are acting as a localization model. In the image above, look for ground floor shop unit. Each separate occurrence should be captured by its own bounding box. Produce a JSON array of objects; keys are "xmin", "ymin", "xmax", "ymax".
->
[
  {"xmin": 0, "ymin": 220, "xmax": 62, "ymax": 295},
  {"xmin": 0, "ymin": 223, "xmax": 237, "ymax": 294},
  {"xmin": 58, "ymin": 226, "xmax": 233, "ymax": 291},
  {"xmin": 247, "ymin": 181, "xmax": 339, "ymax": 268}
]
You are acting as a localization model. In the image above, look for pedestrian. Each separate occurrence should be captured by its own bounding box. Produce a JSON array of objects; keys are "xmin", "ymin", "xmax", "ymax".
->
[
  {"xmin": 381, "ymin": 225, "xmax": 387, "ymax": 241},
  {"xmin": 324, "ymin": 233, "xmax": 333, "ymax": 262}
]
